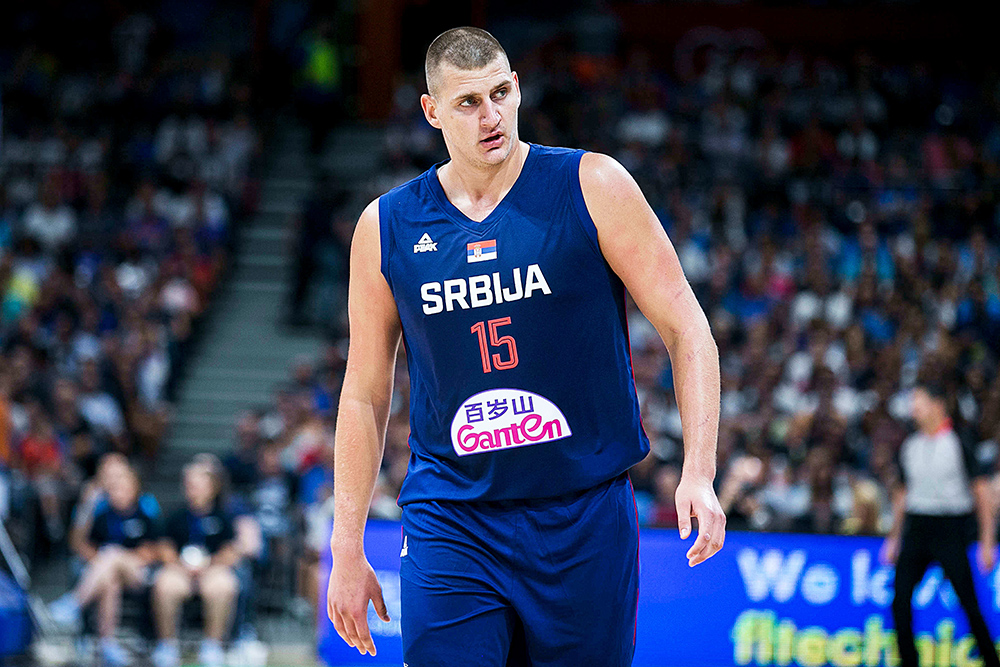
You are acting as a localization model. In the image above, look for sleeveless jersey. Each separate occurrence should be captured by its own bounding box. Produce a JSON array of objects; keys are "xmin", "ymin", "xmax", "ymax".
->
[{"xmin": 379, "ymin": 143, "xmax": 649, "ymax": 503}]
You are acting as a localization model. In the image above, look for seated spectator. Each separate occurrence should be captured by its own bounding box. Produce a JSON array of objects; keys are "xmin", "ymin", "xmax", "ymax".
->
[
  {"xmin": 68, "ymin": 452, "xmax": 132, "ymax": 565},
  {"xmin": 123, "ymin": 180, "xmax": 171, "ymax": 258},
  {"xmin": 49, "ymin": 464, "xmax": 163, "ymax": 667},
  {"xmin": 718, "ymin": 455, "xmax": 767, "ymax": 531},
  {"xmin": 251, "ymin": 442, "xmax": 296, "ymax": 542},
  {"xmin": 51, "ymin": 376, "xmax": 99, "ymax": 482},
  {"xmin": 151, "ymin": 455, "xmax": 242, "ymax": 667},
  {"xmin": 840, "ymin": 477, "xmax": 887, "ymax": 536},
  {"xmin": 16, "ymin": 400, "xmax": 68, "ymax": 542},
  {"xmin": 223, "ymin": 410, "xmax": 262, "ymax": 495},
  {"xmin": 77, "ymin": 357, "xmax": 128, "ymax": 454},
  {"xmin": 22, "ymin": 177, "xmax": 77, "ymax": 256},
  {"xmin": 299, "ymin": 439, "xmax": 334, "ymax": 610},
  {"xmin": 649, "ymin": 464, "xmax": 681, "ymax": 529}
]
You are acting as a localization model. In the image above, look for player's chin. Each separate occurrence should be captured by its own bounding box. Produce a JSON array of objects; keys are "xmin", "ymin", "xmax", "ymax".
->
[{"xmin": 478, "ymin": 139, "xmax": 510, "ymax": 163}]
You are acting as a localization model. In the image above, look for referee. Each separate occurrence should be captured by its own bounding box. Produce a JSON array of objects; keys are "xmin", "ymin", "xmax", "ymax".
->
[{"xmin": 881, "ymin": 378, "xmax": 1000, "ymax": 667}]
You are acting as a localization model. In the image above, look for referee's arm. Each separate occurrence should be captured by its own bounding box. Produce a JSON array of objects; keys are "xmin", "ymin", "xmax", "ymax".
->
[
  {"xmin": 972, "ymin": 477, "xmax": 996, "ymax": 572},
  {"xmin": 880, "ymin": 482, "xmax": 907, "ymax": 566},
  {"xmin": 960, "ymin": 432, "xmax": 997, "ymax": 573}
]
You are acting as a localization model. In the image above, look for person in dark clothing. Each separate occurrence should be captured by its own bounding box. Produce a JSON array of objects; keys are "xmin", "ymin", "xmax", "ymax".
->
[
  {"xmin": 49, "ymin": 465, "xmax": 163, "ymax": 667},
  {"xmin": 881, "ymin": 379, "xmax": 1000, "ymax": 667},
  {"xmin": 223, "ymin": 410, "xmax": 263, "ymax": 495},
  {"xmin": 287, "ymin": 175, "xmax": 344, "ymax": 326},
  {"xmin": 151, "ymin": 454, "xmax": 242, "ymax": 667}
]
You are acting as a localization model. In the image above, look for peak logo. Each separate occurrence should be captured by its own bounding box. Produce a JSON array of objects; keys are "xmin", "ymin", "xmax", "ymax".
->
[
  {"xmin": 450, "ymin": 388, "xmax": 571, "ymax": 456},
  {"xmin": 413, "ymin": 233, "xmax": 437, "ymax": 253}
]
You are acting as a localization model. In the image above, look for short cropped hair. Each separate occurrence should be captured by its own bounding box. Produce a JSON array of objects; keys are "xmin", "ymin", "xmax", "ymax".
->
[{"xmin": 425, "ymin": 27, "xmax": 509, "ymax": 96}]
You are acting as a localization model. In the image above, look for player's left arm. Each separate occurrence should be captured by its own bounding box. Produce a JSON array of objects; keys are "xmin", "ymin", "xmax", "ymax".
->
[{"xmin": 580, "ymin": 152, "xmax": 725, "ymax": 566}]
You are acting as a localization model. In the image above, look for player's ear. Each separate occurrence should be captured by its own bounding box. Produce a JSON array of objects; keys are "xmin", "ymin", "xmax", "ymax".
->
[
  {"xmin": 421, "ymin": 94, "xmax": 442, "ymax": 130},
  {"xmin": 512, "ymin": 71, "xmax": 521, "ymax": 105}
]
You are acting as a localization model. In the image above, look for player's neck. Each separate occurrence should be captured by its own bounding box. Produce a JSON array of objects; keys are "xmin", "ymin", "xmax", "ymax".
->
[{"xmin": 439, "ymin": 140, "xmax": 529, "ymax": 221}]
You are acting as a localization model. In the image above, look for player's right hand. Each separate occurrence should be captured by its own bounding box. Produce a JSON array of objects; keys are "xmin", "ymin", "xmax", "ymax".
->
[{"xmin": 327, "ymin": 550, "xmax": 390, "ymax": 656}]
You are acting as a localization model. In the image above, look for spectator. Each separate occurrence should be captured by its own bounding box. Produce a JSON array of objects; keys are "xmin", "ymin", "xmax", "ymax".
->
[
  {"xmin": 151, "ymin": 455, "xmax": 242, "ymax": 667},
  {"xmin": 649, "ymin": 464, "xmax": 681, "ymax": 528},
  {"xmin": 22, "ymin": 177, "xmax": 77, "ymax": 256},
  {"xmin": 48, "ymin": 464, "xmax": 163, "ymax": 667},
  {"xmin": 299, "ymin": 438, "xmax": 334, "ymax": 610},
  {"xmin": 223, "ymin": 410, "xmax": 263, "ymax": 495},
  {"xmin": 294, "ymin": 17, "xmax": 343, "ymax": 155},
  {"xmin": 77, "ymin": 357, "xmax": 128, "ymax": 454},
  {"xmin": 68, "ymin": 453, "xmax": 131, "ymax": 564},
  {"xmin": 840, "ymin": 478, "xmax": 886, "ymax": 536},
  {"xmin": 251, "ymin": 442, "xmax": 296, "ymax": 542},
  {"xmin": 17, "ymin": 401, "xmax": 68, "ymax": 542}
]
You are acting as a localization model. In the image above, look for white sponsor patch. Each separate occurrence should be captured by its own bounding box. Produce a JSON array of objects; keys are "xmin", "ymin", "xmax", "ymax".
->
[{"xmin": 450, "ymin": 388, "xmax": 572, "ymax": 457}]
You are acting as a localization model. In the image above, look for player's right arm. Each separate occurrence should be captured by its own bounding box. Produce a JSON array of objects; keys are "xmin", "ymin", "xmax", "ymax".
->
[{"xmin": 327, "ymin": 198, "xmax": 400, "ymax": 657}]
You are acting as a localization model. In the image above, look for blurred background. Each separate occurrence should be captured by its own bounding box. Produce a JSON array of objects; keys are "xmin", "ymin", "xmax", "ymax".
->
[{"xmin": 0, "ymin": 0, "xmax": 997, "ymax": 665}]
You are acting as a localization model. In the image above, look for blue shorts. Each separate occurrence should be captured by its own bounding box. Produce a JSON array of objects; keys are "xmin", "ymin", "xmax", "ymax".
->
[{"xmin": 399, "ymin": 473, "xmax": 639, "ymax": 667}]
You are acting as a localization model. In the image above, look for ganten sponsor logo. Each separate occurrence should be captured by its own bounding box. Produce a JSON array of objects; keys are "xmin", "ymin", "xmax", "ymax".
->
[{"xmin": 450, "ymin": 388, "xmax": 571, "ymax": 456}]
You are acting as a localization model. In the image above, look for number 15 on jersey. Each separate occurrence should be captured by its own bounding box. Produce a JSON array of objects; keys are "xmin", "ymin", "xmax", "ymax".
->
[{"xmin": 470, "ymin": 317, "xmax": 519, "ymax": 373}]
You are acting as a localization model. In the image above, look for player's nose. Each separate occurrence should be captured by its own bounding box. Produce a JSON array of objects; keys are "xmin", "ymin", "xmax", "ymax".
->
[{"xmin": 480, "ymin": 99, "xmax": 501, "ymax": 128}]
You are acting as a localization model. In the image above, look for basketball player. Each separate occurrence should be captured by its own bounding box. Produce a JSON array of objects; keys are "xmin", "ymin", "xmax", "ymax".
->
[{"xmin": 327, "ymin": 27, "xmax": 725, "ymax": 665}]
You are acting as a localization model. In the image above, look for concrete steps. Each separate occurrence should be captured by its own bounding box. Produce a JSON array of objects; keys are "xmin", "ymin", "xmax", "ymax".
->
[{"xmin": 155, "ymin": 120, "xmax": 330, "ymax": 483}]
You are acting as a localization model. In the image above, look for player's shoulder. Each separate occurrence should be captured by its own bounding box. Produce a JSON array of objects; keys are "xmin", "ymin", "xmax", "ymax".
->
[
  {"xmin": 575, "ymin": 152, "xmax": 643, "ymax": 214},
  {"xmin": 525, "ymin": 143, "xmax": 593, "ymax": 174},
  {"xmin": 577, "ymin": 151, "xmax": 633, "ymax": 188},
  {"xmin": 529, "ymin": 142, "xmax": 583, "ymax": 159}
]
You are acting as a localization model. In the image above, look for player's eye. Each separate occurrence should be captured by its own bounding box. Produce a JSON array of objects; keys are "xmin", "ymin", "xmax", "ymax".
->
[
  {"xmin": 493, "ymin": 88, "xmax": 507, "ymax": 100},
  {"xmin": 459, "ymin": 98, "xmax": 476, "ymax": 107}
]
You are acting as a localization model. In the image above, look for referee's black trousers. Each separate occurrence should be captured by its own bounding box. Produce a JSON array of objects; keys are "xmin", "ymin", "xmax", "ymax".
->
[{"xmin": 891, "ymin": 513, "xmax": 1000, "ymax": 667}]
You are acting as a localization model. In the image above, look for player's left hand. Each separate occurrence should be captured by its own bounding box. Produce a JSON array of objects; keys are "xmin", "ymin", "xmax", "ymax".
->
[{"xmin": 675, "ymin": 475, "xmax": 726, "ymax": 567}]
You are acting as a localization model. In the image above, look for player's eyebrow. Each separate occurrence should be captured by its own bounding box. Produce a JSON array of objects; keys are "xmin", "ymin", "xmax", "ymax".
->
[{"xmin": 451, "ymin": 79, "xmax": 512, "ymax": 104}]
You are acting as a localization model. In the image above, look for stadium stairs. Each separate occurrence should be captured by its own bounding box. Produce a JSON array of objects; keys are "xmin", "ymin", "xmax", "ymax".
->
[{"xmin": 151, "ymin": 121, "xmax": 324, "ymax": 509}]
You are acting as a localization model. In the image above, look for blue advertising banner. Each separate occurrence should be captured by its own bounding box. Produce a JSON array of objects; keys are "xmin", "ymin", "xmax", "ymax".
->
[{"xmin": 318, "ymin": 522, "xmax": 1000, "ymax": 666}]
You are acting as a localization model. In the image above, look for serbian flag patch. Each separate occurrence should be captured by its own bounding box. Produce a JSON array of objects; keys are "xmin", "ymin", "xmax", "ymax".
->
[{"xmin": 467, "ymin": 239, "xmax": 498, "ymax": 263}]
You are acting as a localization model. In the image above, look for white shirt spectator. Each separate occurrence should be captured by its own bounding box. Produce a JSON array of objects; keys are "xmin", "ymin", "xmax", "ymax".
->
[
  {"xmin": 160, "ymin": 277, "xmax": 200, "ymax": 315},
  {"xmin": 155, "ymin": 115, "xmax": 208, "ymax": 164},
  {"xmin": 173, "ymin": 189, "xmax": 228, "ymax": 230},
  {"xmin": 71, "ymin": 332, "xmax": 102, "ymax": 365},
  {"xmin": 617, "ymin": 110, "xmax": 671, "ymax": 147},
  {"xmin": 23, "ymin": 202, "xmax": 77, "ymax": 253},
  {"xmin": 78, "ymin": 391, "xmax": 126, "ymax": 439},
  {"xmin": 137, "ymin": 350, "xmax": 170, "ymax": 409}
]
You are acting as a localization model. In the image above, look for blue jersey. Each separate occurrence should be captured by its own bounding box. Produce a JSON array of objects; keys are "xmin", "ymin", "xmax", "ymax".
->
[
  {"xmin": 380, "ymin": 144, "xmax": 649, "ymax": 504},
  {"xmin": 88, "ymin": 493, "xmax": 163, "ymax": 549}
]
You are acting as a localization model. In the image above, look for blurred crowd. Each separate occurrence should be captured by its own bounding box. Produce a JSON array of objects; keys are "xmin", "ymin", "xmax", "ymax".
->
[
  {"xmin": 0, "ymin": 2, "xmax": 261, "ymax": 564},
  {"xmin": 339, "ymin": 35, "xmax": 1000, "ymax": 537}
]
